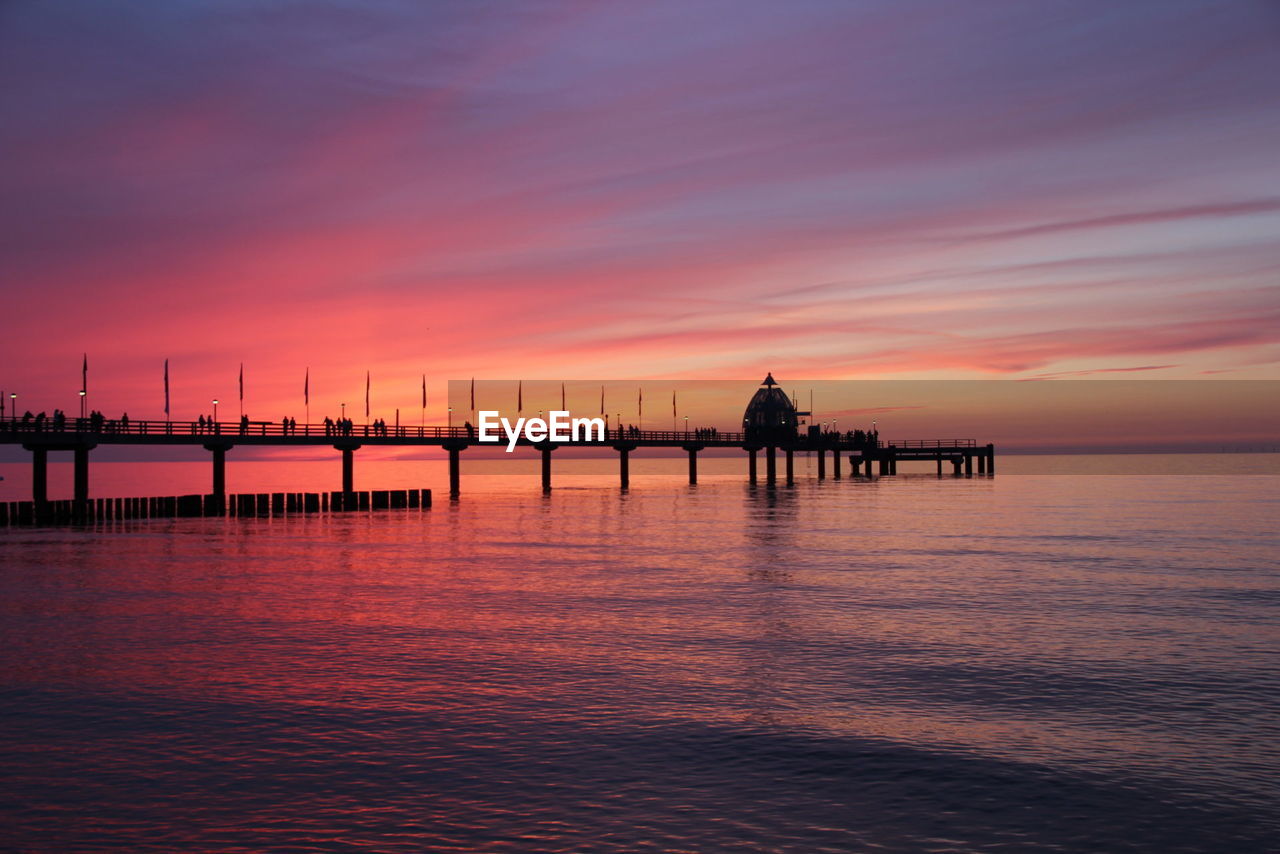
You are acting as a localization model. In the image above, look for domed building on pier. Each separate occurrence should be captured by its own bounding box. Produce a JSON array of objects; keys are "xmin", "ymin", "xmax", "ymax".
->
[{"xmin": 742, "ymin": 374, "xmax": 810, "ymax": 443}]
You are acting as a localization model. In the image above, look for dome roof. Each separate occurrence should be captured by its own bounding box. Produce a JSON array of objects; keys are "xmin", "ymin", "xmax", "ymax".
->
[{"xmin": 743, "ymin": 374, "xmax": 798, "ymax": 441}]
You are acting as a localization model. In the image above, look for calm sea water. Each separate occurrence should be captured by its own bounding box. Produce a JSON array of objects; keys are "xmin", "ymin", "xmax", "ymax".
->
[{"xmin": 1, "ymin": 457, "xmax": 1278, "ymax": 852}]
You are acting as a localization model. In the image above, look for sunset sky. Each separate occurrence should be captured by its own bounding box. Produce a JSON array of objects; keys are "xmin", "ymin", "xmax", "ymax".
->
[{"xmin": 3, "ymin": 1, "xmax": 1279, "ymax": 433}]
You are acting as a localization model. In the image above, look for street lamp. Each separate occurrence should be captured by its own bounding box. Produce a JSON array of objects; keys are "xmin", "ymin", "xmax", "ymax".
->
[
  {"xmin": 448, "ymin": 405, "xmax": 453, "ymax": 430},
  {"xmin": 341, "ymin": 402, "xmax": 346, "ymax": 419},
  {"xmin": 10, "ymin": 393, "xmax": 15, "ymax": 421},
  {"xmin": 684, "ymin": 415, "xmax": 688, "ymax": 436},
  {"xmin": 79, "ymin": 389, "xmax": 86, "ymax": 420},
  {"xmin": 213, "ymin": 399, "xmax": 219, "ymax": 424}
]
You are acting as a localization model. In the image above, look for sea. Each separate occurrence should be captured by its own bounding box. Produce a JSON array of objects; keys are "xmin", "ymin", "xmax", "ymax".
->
[{"xmin": 1, "ymin": 453, "xmax": 1277, "ymax": 852}]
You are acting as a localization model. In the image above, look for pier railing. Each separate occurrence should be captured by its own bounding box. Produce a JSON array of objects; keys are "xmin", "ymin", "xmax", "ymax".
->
[
  {"xmin": 0, "ymin": 418, "xmax": 976, "ymax": 450},
  {"xmin": 0, "ymin": 418, "xmax": 753, "ymax": 444},
  {"xmin": 889, "ymin": 439, "xmax": 978, "ymax": 448}
]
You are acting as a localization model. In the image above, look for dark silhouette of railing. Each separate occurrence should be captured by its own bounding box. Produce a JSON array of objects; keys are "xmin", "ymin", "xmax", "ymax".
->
[
  {"xmin": 889, "ymin": 439, "xmax": 977, "ymax": 448},
  {"xmin": 0, "ymin": 418, "xmax": 749, "ymax": 444},
  {"xmin": 0, "ymin": 417, "xmax": 976, "ymax": 450}
]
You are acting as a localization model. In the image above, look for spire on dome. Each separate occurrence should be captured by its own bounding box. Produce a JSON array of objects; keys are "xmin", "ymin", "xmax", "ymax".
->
[{"xmin": 762, "ymin": 373, "xmax": 776, "ymax": 387}]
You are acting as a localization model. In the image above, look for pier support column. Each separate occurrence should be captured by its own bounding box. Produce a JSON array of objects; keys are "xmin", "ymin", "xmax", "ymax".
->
[
  {"xmin": 614, "ymin": 444, "xmax": 635, "ymax": 489},
  {"xmin": 73, "ymin": 445, "xmax": 91, "ymax": 503},
  {"xmin": 31, "ymin": 447, "xmax": 47, "ymax": 505},
  {"xmin": 937, "ymin": 456, "xmax": 943, "ymax": 477},
  {"xmin": 785, "ymin": 449, "xmax": 794, "ymax": 485},
  {"xmin": 864, "ymin": 456, "xmax": 873, "ymax": 477},
  {"xmin": 987, "ymin": 444, "xmax": 996, "ymax": 475},
  {"xmin": 539, "ymin": 443, "xmax": 554, "ymax": 492},
  {"xmin": 889, "ymin": 452, "xmax": 897, "ymax": 476},
  {"xmin": 682, "ymin": 445, "xmax": 703, "ymax": 485},
  {"xmin": 746, "ymin": 447, "xmax": 759, "ymax": 484},
  {"xmin": 833, "ymin": 447, "xmax": 842, "ymax": 479},
  {"xmin": 952, "ymin": 457, "xmax": 963, "ymax": 476},
  {"xmin": 965, "ymin": 453, "xmax": 973, "ymax": 477},
  {"xmin": 204, "ymin": 442, "xmax": 233, "ymax": 499},
  {"xmin": 332, "ymin": 442, "xmax": 361, "ymax": 495},
  {"xmin": 442, "ymin": 440, "xmax": 467, "ymax": 498},
  {"xmin": 816, "ymin": 448, "xmax": 825, "ymax": 479},
  {"xmin": 978, "ymin": 453, "xmax": 986, "ymax": 475},
  {"xmin": 765, "ymin": 446, "xmax": 777, "ymax": 485}
]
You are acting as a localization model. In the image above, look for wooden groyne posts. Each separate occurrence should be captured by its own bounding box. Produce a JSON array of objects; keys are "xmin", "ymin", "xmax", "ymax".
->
[{"xmin": 0, "ymin": 488, "xmax": 431, "ymax": 527}]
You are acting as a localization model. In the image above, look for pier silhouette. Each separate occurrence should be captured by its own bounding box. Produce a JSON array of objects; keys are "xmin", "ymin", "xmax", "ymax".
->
[{"xmin": 1, "ymin": 376, "xmax": 994, "ymax": 522}]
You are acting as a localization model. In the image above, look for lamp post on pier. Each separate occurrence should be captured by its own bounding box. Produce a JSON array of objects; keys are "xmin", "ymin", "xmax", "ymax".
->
[{"xmin": 213, "ymin": 399, "xmax": 219, "ymax": 426}]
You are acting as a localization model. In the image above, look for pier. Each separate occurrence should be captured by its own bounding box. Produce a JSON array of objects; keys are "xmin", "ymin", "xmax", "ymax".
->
[
  {"xmin": 0, "ymin": 376, "xmax": 994, "ymax": 523},
  {"xmin": 0, "ymin": 419, "xmax": 991, "ymax": 511}
]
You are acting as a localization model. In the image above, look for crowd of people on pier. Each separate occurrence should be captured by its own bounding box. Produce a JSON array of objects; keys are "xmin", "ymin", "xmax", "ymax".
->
[
  {"xmin": 321, "ymin": 416, "xmax": 394, "ymax": 437},
  {"xmin": 819, "ymin": 427, "xmax": 879, "ymax": 448},
  {"xmin": 3, "ymin": 409, "xmax": 128, "ymax": 433}
]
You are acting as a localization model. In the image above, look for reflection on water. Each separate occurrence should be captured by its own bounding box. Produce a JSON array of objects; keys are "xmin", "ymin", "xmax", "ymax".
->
[
  {"xmin": 1, "ymin": 470, "xmax": 1278, "ymax": 852},
  {"xmin": 1, "ymin": 452, "xmax": 1278, "ymax": 503}
]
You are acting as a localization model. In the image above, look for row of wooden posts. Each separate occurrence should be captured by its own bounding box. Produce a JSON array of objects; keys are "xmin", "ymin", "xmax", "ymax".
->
[{"xmin": 0, "ymin": 488, "xmax": 432, "ymax": 526}]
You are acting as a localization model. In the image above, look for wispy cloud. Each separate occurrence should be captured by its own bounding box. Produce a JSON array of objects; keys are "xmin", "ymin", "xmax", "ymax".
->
[{"xmin": 1, "ymin": 0, "xmax": 1278, "ymax": 421}]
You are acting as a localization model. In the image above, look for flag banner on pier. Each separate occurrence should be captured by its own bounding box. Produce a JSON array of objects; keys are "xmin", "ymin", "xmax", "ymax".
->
[
  {"xmin": 365, "ymin": 371, "xmax": 371, "ymax": 418},
  {"xmin": 304, "ymin": 368, "xmax": 309, "ymax": 406},
  {"xmin": 470, "ymin": 378, "xmax": 475, "ymax": 412},
  {"xmin": 239, "ymin": 363, "xmax": 243, "ymax": 401},
  {"xmin": 422, "ymin": 375, "xmax": 427, "ymax": 409}
]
